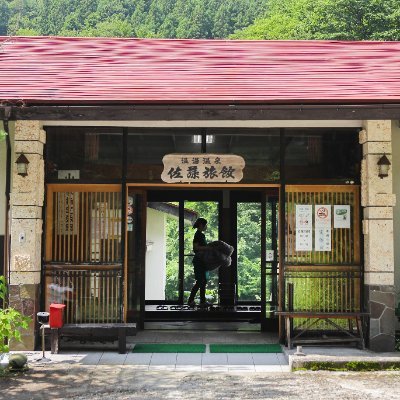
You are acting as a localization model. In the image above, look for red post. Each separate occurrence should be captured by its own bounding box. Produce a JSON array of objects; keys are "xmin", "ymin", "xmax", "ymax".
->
[{"xmin": 49, "ymin": 303, "xmax": 66, "ymax": 328}]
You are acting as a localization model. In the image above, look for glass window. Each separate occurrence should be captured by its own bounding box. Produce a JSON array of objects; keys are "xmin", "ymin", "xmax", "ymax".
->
[
  {"xmin": 46, "ymin": 127, "xmax": 123, "ymax": 181},
  {"xmin": 206, "ymin": 130, "xmax": 280, "ymax": 183},
  {"xmin": 127, "ymin": 129, "xmax": 200, "ymax": 181},
  {"xmin": 127, "ymin": 128, "xmax": 280, "ymax": 183},
  {"xmin": 284, "ymin": 129, "xmax": 360, "ymax": 182}
]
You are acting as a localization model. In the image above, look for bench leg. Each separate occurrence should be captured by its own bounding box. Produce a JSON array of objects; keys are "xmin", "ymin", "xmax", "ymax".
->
[
  {"xmin": 348, "ymin": 318, "xmax": 353, "ymax": 332},
  {"xmin": 286, "ymin": 317, "xmax": 292, "ymax": 349},
  {"xmin": 356, "ymin": 317, "xmax": 365, "ymax": 350},
  {"xmin": 118, "ymin": 327, "xmax": 126, "ymax": 354},
  {"xmin": 51, "ymin": 328, "xmax": 59, "ymax": 354}
]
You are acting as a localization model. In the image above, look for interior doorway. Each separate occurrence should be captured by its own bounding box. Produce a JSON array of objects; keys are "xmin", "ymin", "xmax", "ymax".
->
[{"xmin": 126, "ymin": 186, "xmax": 279, "ymax": 330}]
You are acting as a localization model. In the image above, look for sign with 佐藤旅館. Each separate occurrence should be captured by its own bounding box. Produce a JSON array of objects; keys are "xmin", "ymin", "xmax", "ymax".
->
[{"xmin": 161, "ymin": 154, "xmax": 245, "ymax": 183}]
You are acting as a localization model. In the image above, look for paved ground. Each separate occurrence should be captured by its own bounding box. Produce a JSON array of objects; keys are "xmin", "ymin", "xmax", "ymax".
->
[
  {"xmin": 1, "ymin": 365, "xmax": 399, "ymax": 400},
  {"xmin": 7, "ymin": 348, "xmax": 290, "ymax": 372},
  {"xmin": 2, "ymin": 327, "xmax": 399, "ymax": 399}
]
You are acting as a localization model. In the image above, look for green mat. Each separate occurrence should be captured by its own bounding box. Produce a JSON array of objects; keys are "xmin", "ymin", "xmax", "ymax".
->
[
  {"xmin": 210, "ymin": 344, "xmax": 282, "ymax": 353},
  {"xmin": 132, "ymin": 343, "xmax": 206, "ymax": 353}
]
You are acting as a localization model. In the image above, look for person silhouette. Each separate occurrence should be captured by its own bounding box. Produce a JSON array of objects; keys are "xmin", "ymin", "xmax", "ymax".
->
[{"xmin": 187, "ymin": 218, "xmax": 210, "ymax": 307}]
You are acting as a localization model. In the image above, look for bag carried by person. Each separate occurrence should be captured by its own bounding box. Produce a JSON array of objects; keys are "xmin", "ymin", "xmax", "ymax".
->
[{"xmin": 196, "ymin": 240, "xmax": 234, "ymax": 271}]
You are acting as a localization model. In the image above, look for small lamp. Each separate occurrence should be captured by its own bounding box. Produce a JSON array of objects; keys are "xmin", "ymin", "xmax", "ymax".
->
[
  {"xmin": 16, "ymin": 153, "xmax": 29, "ymax": 177},
  {"xmin": 377, "ymin": 154, "xmax": 391, "ymax": 179}
]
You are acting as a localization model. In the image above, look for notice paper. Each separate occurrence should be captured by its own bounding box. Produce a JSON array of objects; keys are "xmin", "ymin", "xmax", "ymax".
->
[
  {"xmin": 315, "ymin": 205, "xmax": 331, "ymax": 251},
  {"xmin": 295, "ymin": 205, "xmax": 312, "ymax": 251},
  {"xmin": 334, "ymin": 205, "xmax": 351, "ymax": 229}
]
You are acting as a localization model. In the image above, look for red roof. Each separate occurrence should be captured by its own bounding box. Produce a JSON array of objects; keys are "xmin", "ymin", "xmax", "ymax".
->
[{"xmin": 1, "ymin": 36, "xmax": 400, "ymax": 105}]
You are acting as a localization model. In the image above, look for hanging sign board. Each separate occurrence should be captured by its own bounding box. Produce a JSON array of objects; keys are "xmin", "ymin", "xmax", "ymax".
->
[
  {"xmin": 161, "ymin": 154, "xmax": 245, "ymax": 183},
  {"xmin": 295, "ymin": 205, "xmax": 312, "ymax": 251},
  {"xmin": 58, "ymin": 192, "xmax": 79, "ymax": 235},
  {"xmin": 334, "ymin": 205, "xmax": 351, "ymax": 229},
  {"xmin": 315, "ymin": 205, "xmax": 331, "ymax": 251}
]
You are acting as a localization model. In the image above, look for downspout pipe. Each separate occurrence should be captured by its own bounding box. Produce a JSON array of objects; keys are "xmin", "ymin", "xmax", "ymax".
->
[{"xmin": 2, "ymin": 106, "xmax": 12, "ymax": 291}]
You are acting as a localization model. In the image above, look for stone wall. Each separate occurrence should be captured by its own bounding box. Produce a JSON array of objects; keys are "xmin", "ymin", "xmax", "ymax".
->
[
  {"xmin": 0, "ymin": 121, "xmax": 8, "ymax": 277},
  {"xmin": 0, "ymin": 121, "xmax": 6, "ymax": 237},
  {"xmin": 360, "ymin": 120, "xmax": 396, "ymax": 351},
  {"xmin": 9, "ymin": 120, "xmax": 45, "ymax": 350},
  {"xmin": 391, "ymin": 121, "xmax": 400, "ymax": 329}
]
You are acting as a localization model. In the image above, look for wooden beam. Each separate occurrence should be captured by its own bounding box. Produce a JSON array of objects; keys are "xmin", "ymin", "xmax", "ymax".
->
[{"xmin": 2, "ymin": 104, "xmax": 400, "ymax": 121}]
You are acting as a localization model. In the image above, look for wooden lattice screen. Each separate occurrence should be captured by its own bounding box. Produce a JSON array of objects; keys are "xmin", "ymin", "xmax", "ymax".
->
[
  {"xmin": 285, "ymin": 185, "xmax": 360, "ymax": 266},
  {"xmin": 44, "ymin": 184, "xmax": 123, "ymax": 323},
  {"xmin": 45, "ymin": 184, "xmax": 122, "ymax": 263},
  {"xmin": 283, "ymin": 185, "xmax": 361, "ymax": 327}
]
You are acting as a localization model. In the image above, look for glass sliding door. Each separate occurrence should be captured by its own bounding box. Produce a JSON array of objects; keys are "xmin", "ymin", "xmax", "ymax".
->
[
  {"xmin": 145, "ymin": 190, "xmax": 220, "ymax": 305},
  {"xmin": 145, "ymin": 201, "xmax": 180, "ymax": 302},
  {"xmin": 183, "ymin": 201, "xmax": 219, "ymax": 304},
  {"xmin": 265, "ymin": 198, "xmax": 279, "ymax": 314},
  {"xmin": 232, "ymin": 190, "xmax": 279, "ymax": 325},
  {"xmin": 236, "ymin": 202, "xmax": 262, "ymax": 302}
]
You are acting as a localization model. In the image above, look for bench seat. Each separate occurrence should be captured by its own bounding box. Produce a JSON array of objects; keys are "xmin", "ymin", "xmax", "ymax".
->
[
  {"xmin": 275, "ymin": 311, "xmax": 368, "ymax": 350},
  {"xmin": 50, "ymin": 323, "xmax": 137, "ymax": 354}
]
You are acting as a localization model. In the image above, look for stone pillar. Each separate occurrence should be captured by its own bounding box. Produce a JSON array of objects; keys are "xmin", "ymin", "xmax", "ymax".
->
[
  {"xmin": 9, "ymin": 120, "xmax": 45, "ymax": 350},
  {"xmin": 360, "ymin": 120, "xmax": 396, "ymax": 352}
]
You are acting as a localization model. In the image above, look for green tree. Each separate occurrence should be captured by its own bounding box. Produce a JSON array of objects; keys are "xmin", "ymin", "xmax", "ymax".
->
[
  {"xmin": 2, "ymin": 0, "xmax": 268, "ymax": 39},
  {"xmin": 36, "ymin": 0, "xmax": 75, "ymax": 35},
  {"xmin": 80, "ymin": 17, "xmax": 133, "ymax": 37},
  {"xmin": 7, "ymin": 0, "xmax": 39, "ymax": 35},
  {"xmin": 0, "ymin": 0, "xmax": 9, "ymax": 35},
  {"xmin": 232, "ymin": 0, "xmax": 400, "ymax": 40},
  {"xmin": 0, "ymin": 276, "xmax": 31, "ymax": 353}
]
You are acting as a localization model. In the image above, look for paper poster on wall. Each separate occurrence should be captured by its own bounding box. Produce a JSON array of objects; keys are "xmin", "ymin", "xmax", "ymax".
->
[
  {"xmin": 315, "ymin": 228, "xmax": 331, "ymax": 251},
  {"xmin": 296, "ymin": 205, "xmax": 312, "ymax": 228},
  {"xmin": 315, "ymin": 205, "xmax": 331, "ymax": 251},
  {"xmin": 295, "ymin": 205, "xmax": 313, "ymax": 251},
  {"xmin": 266, "ymin": 250, "xmax": 274, "ymax": 262},
  {"xmin": 315, "ymin": 205, "xmax": 331, "ymax": 227},
  {"xmin": 334, "ymin": 205, "xmax": 351, "ymax": 229},
  {"xmin": 296, "ymin": 229, "xmax": 313, "ymax": 251}
]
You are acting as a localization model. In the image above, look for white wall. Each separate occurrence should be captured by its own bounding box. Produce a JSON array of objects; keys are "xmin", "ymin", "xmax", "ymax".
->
[
  {"xmin": 392, "ymin": 121, "xmax": 400, "ymax": 307},
  {"xmin": 145, "ymin": 208, "xmax": 166, "ymax": 300}
]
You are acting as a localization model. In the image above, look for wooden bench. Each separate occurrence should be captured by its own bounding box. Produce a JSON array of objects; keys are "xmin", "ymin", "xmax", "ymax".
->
[
  {"xmin": 275, "ymin": 311, "xmax": 368, "ymax": 349},
  {"xmin": 50, "ymin": 323, "xmax": 137, "ymax": 354}
]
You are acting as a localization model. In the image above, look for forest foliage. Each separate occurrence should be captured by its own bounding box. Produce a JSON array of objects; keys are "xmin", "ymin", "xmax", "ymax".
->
[
  {"xmin": 231, "ymin": 0, "xmax": 400, "ymax": 40},
  {"xmin": 1, "ymin": 0, "xmax": 400, "ymax": 40},
  {"xmin": 0, "ymin": 0, "xmax": 268, "ymax": 38}
]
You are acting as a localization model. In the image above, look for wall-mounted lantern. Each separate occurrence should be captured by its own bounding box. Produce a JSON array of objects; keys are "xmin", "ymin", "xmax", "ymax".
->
[
  {"xmin": 15, "ymin": 153, "xmax": 29, "ymax": 177},
  {"xmin": 377, "ymin": 154, "xmax": 391, "ymax": 179}
]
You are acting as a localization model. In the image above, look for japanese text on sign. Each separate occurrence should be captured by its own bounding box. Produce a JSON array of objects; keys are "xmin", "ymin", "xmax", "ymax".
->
[
  {"xmin": 295, "ymin": 205, "xmax": 312, "ymax": 251},
  {"xmin": 161, "ymin": 154, "xmax": 245, "ymax": 183}
]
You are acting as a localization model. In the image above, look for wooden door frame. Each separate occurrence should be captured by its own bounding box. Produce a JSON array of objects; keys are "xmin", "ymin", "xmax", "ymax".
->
[
  {"xmin": 125, "ymin": 183, "xmax": 283, "ymax": 332},
  {"xmin": 124, "ymin": 188, "xmax": 147, "ymax": 326}
]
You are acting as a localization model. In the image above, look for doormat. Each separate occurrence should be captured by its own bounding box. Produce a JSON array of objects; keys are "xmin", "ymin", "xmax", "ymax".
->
[
  {"xmin": 132, "ymin": 343, "xmax": 206, "ymax": 353},
  {"xmin": 210, "ymin": 344, "xmax": 282, "ymax": 353}
]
